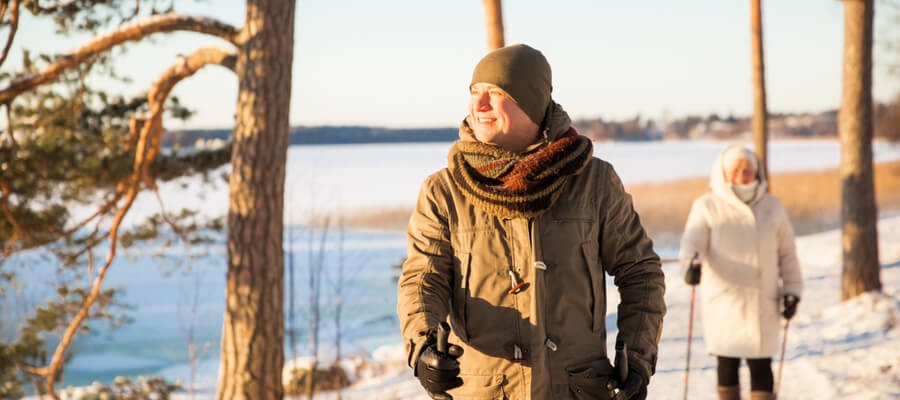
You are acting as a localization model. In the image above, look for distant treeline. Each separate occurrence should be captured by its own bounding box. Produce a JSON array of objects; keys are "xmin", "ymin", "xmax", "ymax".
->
[
  {"xmin": 164, "ymin": 98, "xmax": 900, "ymax": 148},
  {"xmin": 164, "ymin": 126, "xmax": 458, "ymax": 147}
]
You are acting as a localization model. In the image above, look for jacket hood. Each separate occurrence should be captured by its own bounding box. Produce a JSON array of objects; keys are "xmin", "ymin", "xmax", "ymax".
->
[
  {"xmin": 709, "ymin": 145, "xmax": 768, "ymax": 206},
  {"xmin": 458, "ymin": 99, "xmax": 572, "ymax": 144}
]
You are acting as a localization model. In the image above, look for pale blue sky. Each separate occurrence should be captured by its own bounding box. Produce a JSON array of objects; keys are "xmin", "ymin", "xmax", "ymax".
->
[{"xmin": 7, "ymin": 0, "xmax": 900, "ymax": 129}]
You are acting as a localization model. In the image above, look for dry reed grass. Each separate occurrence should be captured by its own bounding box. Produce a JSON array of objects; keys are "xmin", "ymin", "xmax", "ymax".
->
[
  {"xmin": 630, "ymin": 160, "xmax": 900, "ymax": 246},
  {"xmin": 342, "ymin": 161, "xmax": 900, "ymax": 248},
  {"xmin": 339, "ymin": 206, "xmax": 413, "ymax": 231}
]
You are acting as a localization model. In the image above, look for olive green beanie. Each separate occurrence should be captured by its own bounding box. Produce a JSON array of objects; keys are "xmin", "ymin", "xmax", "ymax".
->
[{"xmin": 470, "ymin": 44, "xmax": 552, "ymax": 126}]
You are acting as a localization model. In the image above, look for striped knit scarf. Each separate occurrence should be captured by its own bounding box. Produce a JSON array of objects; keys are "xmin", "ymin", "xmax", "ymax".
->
[{"xmin": 448, "ymin": 128, "xmax": 593, "ymax": 218}]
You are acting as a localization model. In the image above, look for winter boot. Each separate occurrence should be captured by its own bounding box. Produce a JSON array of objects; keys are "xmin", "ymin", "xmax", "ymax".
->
[
  {"xmin": 717, "ymin": 385, "xmax": 740, "ymax": 400},
  {"xmin": 750, "ymin": 391, "xmax": 775, "ymax": 400}
]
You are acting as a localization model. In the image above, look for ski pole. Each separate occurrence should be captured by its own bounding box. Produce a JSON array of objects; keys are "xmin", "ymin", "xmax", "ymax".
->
[
  {"xmin": 776, "ymin": 318, "xmax": 791, "ymax": 395},
  {"xmin": 684, "ymin": 252, "xmax": 700, "ymax": 400},
  {"xmin": 684, "ymin": 284, "xmax": 696, "ymax": 400}
]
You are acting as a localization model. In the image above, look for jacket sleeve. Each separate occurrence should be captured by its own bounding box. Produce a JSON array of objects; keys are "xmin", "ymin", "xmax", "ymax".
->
[
  {"xmin": 598, "ymin": 163, "xmax": 667, "ymax": 381},
  {"xmin": 679, "ymin": 198, "xmax": 711, "ymax": 280},
  {"xmin": 397, "ymin": 175, "xmax": 454, "ymax": 368},
  {"xmin": 775, "ymin": 201, "xmax": 803, "ymax": 299}
]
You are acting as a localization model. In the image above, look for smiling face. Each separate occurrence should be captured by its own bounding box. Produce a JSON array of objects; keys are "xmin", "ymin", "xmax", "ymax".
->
[
  {"xmin": 468, "ymin": 83, "xmax": 540, "ymax": 152},
  {"xmin": 726, "ymin": 158, "xmax": 757, "ymax": 185}
]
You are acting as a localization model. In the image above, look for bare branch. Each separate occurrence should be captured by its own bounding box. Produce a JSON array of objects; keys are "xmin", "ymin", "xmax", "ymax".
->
[
  {"xmin": 0, "ymin": 0, "xmax": 19, "ymax": 68},
  {"xmin": 138, "ymin": 47, "xmax": 236, "ymax": 184},
  {"xmin": 0, "ymin": 13, "xmax": 239, "ymax": 103},
  {"xmin": 153, "ymin": 185, "xmax": 186, "ymax": 240},
  {"xmin": 37, "ymin": 46, "xmax": 237, "ymax": 399},
  {"xmin": 128, "ymin": 0, "xmax": 140, "ymax": 22},
  {"xmin": 0, "ymin": 176, "xmax": 25, "ymax": 242}
]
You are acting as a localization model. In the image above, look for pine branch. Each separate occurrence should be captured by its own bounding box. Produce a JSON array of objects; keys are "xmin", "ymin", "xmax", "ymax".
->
[
  {"xmin": 33, "ymin": 46, "xmax": 236, "ymax": 399},
  {"xmin": 0, "ymin": 13, "xmax": 239, "ymax": 103}
]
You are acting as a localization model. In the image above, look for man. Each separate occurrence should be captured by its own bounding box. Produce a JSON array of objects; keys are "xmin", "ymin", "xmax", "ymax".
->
[{"xmin": 397, "ymin": 44, "xmax": 666, "ymax": 400}]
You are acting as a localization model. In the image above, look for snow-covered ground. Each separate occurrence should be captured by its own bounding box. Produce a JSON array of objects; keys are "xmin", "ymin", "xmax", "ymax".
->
[
  {"xmin": 647, "ymin": 216, "xmax": 900, "ymax": 399},
  {"xmin": 267, "ymin": 215, "xmax": 899, "ymax": 400}
]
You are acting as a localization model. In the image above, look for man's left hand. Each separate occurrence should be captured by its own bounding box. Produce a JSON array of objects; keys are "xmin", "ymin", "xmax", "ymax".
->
[{"xmin": 610, "ymin": 370, "xmax": 647, "ymax": 400}]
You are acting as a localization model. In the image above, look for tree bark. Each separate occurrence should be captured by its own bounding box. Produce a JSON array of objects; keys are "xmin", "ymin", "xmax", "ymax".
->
[
  {"xmin": 840, "ymin": 0, "xmax": 881, "ymax": 301},
  {"xmin": 483, "ymin": 0, "xmax": 504, "ymax": 51},
  {"xmin": 216, "ymin": 0, "xmax": 295, "ymax": 399},
  {"xmin": 750, "ymin": 0, "xmax": 769, "ymax": 183}
]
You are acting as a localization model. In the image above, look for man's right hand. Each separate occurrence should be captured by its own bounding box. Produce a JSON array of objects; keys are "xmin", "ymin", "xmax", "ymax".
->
[{"xmin": 415, "ymin": 323, "xmax": 464, "ymax": 399}]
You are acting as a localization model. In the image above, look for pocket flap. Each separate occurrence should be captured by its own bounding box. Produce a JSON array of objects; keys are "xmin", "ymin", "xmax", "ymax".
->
[
  {"xmin": 566, "ymin": 358, "xmax": 614, "ymax": 380},
  {"xmin": 566, "ymin": 358, "xmax": 615, "ymax": 400},
  {"xmin": 447, "ymin": 374, "xmax": 505, "ymax": 400}
]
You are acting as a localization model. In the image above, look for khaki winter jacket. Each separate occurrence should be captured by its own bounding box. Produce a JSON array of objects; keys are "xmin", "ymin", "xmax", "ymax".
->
[
  {"xmin": 397, "ymin": 105, "xmax": 666, "ymax": 399},
  {"xmin": 679, "ymin": 146, "xmax": 803, "ymax": 358}
]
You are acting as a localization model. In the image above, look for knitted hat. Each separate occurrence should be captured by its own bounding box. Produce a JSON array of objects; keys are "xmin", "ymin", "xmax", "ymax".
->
[{"xmin": 470, "ymin": 44, "xmax": 552, "ymax": 126}]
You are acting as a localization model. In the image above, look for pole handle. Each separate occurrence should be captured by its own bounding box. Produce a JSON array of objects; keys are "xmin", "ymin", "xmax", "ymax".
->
[
  {"xmin": 436, "ymin": 321, "xmax": 450, "ymax": 355},
  {"xmin": 614, "ymin": 338, "xmax": 628, "ymax": 385}
]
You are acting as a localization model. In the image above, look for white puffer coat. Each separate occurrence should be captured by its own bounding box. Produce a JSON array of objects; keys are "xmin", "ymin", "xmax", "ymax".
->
[{"xmin": 679, "ymin": 146, "xmax": 803, "ymax": 358}]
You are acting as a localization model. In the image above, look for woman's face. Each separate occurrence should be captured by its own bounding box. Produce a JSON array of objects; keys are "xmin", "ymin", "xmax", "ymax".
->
[{"xmin": 727, "ymin": 158, "xmax": 756, "ymax": 185}]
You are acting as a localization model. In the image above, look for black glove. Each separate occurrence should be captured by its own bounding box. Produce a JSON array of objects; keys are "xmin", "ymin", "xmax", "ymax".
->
[
  {"xmin": 414, "ymin": 324, "xmax": 464, "ymax": 400},
  {"xmin": 684, "ymin": 265, "xmax": 701, "ymax": 285},
  {"xmin": 782, "ymin": 294, "xmax": 799, "ymax": 319},
  {"xmin": 684, "ymin": 253, "xmax": 701, "ymax": 285},
  {"xmin": 609, "ymin": 370, "xmax": 648, "ymax": 400}
]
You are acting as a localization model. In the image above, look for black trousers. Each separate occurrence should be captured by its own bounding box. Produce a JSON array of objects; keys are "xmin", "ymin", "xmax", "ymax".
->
[{"xmin": 717, "ymin": 356, "xmax": 774, "ymax": 392}]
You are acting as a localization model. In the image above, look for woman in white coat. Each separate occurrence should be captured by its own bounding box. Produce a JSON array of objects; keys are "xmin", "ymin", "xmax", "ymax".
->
[{"xmin": 679, "ymin": 146, "xmax": 803, "ymax": 400}]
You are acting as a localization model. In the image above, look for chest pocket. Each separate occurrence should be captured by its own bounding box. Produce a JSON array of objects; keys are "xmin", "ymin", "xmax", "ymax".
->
[
  {"xmin": 540, "ymin": 208, "xmax": 600, "ymax": 333},
  {"xmin": 450, "ymin": 226, "xmax": 514, "ymax": 344}
]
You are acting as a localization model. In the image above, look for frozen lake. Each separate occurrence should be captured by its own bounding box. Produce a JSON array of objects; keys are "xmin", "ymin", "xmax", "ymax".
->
[
  {"xmin": 5, "ymin": 138, "xmax": 900, "ymax": 391},
  {"xmin": 105, "ymin": 138, "xmax": 900, "ymax": 227}
]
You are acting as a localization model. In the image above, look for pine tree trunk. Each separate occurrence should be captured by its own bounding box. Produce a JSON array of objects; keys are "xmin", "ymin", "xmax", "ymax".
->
[
  {"xmin": 483, "ymin": 0, "xmax": 504, "ymax": 51},
  {"xmin": 216, "ymin": 0, "xmax": 295, "ymax": 398},
  {"xmin": 840, "ymin": 0, "xmax": 881, "ymax": 301},
  {"xmin": 750, "ymin": 0, "xmax": 769, "ymax": 182}
]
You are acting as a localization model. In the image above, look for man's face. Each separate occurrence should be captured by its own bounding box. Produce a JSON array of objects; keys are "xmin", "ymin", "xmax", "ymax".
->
[
  {"xmin": 726, "ymin": 158, "xmax": 756, "ymax": 185},
  {"xmin": 468, "ymin": 83, "xmax": 539, "ymax": 151}
]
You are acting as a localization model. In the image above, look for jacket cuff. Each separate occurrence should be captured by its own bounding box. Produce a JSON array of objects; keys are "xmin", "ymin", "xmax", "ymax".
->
[
  {"xmin": 407, "ymin": 335, "xmax": 429, "ymax": 370},
  {"xmin": 403, "ymin": 317, "xmax": 433, "ymax": 369}
]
